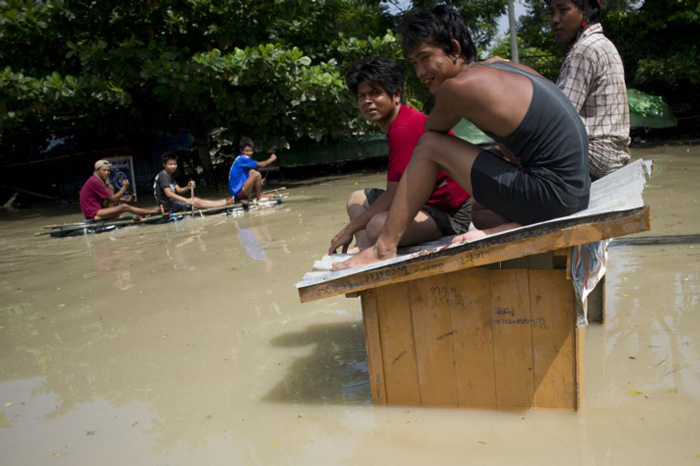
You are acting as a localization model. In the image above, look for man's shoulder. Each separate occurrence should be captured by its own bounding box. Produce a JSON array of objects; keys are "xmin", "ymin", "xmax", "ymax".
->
[
  {"xmin": 234, "ymin": 154, "xmax": 252, "ymax": 164},
  {"xmin": 155, "ymin": 170, "xmax": 172, "ymax": 184},
  {"xmin": 434, "ymin": 69, "xmax": 490, "ymax": 106},
  {"xmin": 389, "ymin": 105, "xmax": 427, "ymax": 132},
  {"xmin": 571, "ymin": 24, "xmax": 616, "ymax": 56},
  {"xmin": 83, "ymin": 175, "xmax": 104, "ymax": 190}
]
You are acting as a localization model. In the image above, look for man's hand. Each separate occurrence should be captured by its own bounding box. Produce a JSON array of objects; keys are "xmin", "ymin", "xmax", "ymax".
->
[
  {"xmin": 328, "ymin": 228, "xmax": 354, "ymax": 255},
  {"xmin": 122, "ymin": 179, "xmax": 130, "ymax": 188},
  {"xmin": 269, "ymin": 153, "xmax": 277, "ymax": 163},
  {"xmin": 187, "ymin": 180, "xmax": 196, "ymax": 189}
]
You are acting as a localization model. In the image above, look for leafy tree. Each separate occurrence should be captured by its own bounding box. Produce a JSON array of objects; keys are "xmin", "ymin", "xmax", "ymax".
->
[
  {"xmin": 0, "ymin": 0, "xmax": 395, "ymax": 180},
  {"xmin": 0, "ymin": 0, "xmax": 510, "ymax": 183},
  {"xmin": 517, "ymin": 0, "xmax": 700, "ymax": 122}
]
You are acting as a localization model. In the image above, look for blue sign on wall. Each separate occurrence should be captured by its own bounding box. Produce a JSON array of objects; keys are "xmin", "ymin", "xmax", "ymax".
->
[{"xmin": 107, "ymin": 156, "xmax": 136, "ymax": 197}]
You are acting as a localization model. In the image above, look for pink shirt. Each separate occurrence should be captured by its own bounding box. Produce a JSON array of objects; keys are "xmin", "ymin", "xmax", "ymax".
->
[
  {"xmin": 386, "ymin": 105, "xmax": 470, "ymax": 211},
  {"xmin": 79, "ymin": 175, "xmax": 111, "ymax": 219}
]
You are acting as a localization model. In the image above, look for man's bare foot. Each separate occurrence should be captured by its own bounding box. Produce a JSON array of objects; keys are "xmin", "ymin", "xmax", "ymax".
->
[
  {"xmin": 332, "ymin": 243, "xmax": 397, "ymax": 271},
  {"xmin": 451, "ymin": 229, "xmax": 487, "ymax": 244}
]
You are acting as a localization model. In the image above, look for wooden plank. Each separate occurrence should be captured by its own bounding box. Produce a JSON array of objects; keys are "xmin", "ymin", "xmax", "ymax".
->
[
  {"xmin": 409, "ymin": 275, "xmax": 459, "ymax": 406},
  {"xmin": 375, "ymin": 283, "xmax": 421, "ymax": 405},
  {"xmin": 575, "ymin": 326, "xmax": 585, "ymax": 410},
  {"xmin": 491, "ymin": 270, "xmax": 535, "ymax": 408},
  {"xmin": 529, "ymin": 270, "xmax": 577, "ymax": 409},
  {"xmin": 298, "ymin": 207, "xmax": 650, "ymax": 302},
  {"xmin": 449, "ymin": 269, "xmax": 497, "ymax": 408},
  {"xmin": 360, "ymin": 290, "xmax": 387, "ymax": 404}
]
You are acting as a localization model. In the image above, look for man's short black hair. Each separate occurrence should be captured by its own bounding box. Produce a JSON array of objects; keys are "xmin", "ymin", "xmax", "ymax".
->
[
  {"xmin": 239, "ymin": 137, "xmax": 254, "ymax": 151},
  {"xmin": 345, "ymin": 57, "xmax": 404, "ymax": 100},
  {"xmin": 399, "ymin": 5, "xmax": 478, "ymax": 64},
  {"xmin": 162, "ymin": 151, "xmax": 178, "ymax": 163},
  {"xmin": 545, "ymin": 0, "xmax": 601, "ymax": 24}
]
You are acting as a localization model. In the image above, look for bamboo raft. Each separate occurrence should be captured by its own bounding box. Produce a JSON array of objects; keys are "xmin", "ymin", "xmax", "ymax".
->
[{"xmin": 38, "ymin": 194, "xmax": 286, "ymax": 238}]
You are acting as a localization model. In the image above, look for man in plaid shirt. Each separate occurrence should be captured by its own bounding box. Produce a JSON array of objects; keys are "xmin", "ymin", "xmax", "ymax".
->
[{"xmin": 549, "ymin": 0, "xmax": 630, "ymax": 180}]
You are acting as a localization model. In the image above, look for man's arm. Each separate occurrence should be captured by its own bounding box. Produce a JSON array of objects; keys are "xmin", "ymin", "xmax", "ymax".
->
[
  {"xmin": 556, "ymin": 53, "xmax": 591, "ymax": 112},
  {"xmin": 105, "ymin": 180, "xmax": 129, "ymax": 203},
  {"xmin": 163, "ymin": 186, "xmax": 192, "ymax": 204},
  {"xmin": 256, "ymin": 153, "xmax": 277, "ymax": 169},
  {"xmin": 425, "ymin": 80, "xmax": 464, "ymax": 133},
  {"xmin": 173, "ymin": 182, "xmax": 192, "ymax": 195}
]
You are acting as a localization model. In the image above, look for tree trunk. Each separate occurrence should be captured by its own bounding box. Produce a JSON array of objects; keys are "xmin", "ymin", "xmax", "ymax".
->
[{"xmin": 192, "ymin": 125, "xmax": 215, "ymax": 187}]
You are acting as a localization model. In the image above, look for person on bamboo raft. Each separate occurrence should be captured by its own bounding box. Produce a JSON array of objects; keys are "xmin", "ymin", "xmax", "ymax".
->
[
  {"xmin": 79, "ymin": 160, "xmax": 159, "ymax": 221},
  {"xmin": 227, "ymin": 137, "xmax": 278, "ymax": 203},
  {"xmin": 153, "ymin": 151, "xmax": 234, "ymax": 213},
  {"xmin": 333, "ymin": 5, "xmax": 590, "ymax": 271}
]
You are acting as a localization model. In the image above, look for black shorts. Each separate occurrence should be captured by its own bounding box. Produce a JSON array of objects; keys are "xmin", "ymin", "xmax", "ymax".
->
[
  {"xmin": 165, "ymin": 201, "xmax": 191, "ymax": 213},
  {"xmin": 365, "ymin": 188, "xmax": 472, "ymax": 236},
  {"xmin": 470, "ymin": 150, "xmax": 589, "ymax": 225}
]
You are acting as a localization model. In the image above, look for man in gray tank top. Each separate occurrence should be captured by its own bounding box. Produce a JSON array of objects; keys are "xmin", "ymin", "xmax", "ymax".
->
[{"xmin": 334, "ymin": 5, "xmax": 590, "ymax": 271}]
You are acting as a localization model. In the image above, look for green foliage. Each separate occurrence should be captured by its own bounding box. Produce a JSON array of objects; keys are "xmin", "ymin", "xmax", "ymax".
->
[
  {"xmin": 0, "ymin": 0, "xmax": 400, "ymax": 149},
  {"xmin": 0, "ymin": 0, "xmax": 508, "ymax": 158},
  {"xmin": 517, "ymin": 0, "xmax": 700, "ymax": 118}
]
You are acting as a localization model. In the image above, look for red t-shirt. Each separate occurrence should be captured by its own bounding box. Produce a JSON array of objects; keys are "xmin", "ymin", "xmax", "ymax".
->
[
  {"xmin": 386, "ymin": 105, "xmax": 470, "ymax": 211},
  {"xmin": 79, "ymin": 175, "xmax": 111, "ymax": 219}
]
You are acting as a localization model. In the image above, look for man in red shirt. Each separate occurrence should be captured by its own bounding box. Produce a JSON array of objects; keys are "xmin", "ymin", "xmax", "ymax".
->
[
  {"xmin": 329, "ymin": 57, "xmax": 472, "ymax": 254},
  {"xmin": 79, "ymin": 160, "xmax": 158, "ymax": 221}
]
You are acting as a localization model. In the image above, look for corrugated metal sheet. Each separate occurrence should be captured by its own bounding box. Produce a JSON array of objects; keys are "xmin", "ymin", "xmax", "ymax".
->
[{"xmin": 297, "ymin": 158, "xmax": 652, "ymax": 287}]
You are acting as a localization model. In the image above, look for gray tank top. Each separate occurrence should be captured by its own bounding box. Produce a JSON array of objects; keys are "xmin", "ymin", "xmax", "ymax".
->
[{"xmin": 480, "ymin": 62, "xmax": 590, "ymax": 197}]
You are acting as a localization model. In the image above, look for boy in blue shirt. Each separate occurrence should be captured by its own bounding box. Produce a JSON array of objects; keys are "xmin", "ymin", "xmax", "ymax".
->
[{"xmin": 228, "ymin": 137, "xmax": 277, "ymax": 202}]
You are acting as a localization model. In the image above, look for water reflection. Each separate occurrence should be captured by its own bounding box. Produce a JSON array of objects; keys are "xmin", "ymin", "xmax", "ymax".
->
[
  {"xmin": 266, "ymin": 322, "xmax": 371, "ymax": 405},
  {"xmin": 605, "ymin": 245, "xmax": 700, "ymax": 402},
  {"xmin": 88, "ymin": 242, "xmax": 136, "ymax": 290}
]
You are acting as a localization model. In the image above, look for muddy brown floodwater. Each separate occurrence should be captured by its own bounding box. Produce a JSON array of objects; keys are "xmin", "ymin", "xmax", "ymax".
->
[{"xmin": 1, "ymin": 144, "xmax": 699, "ymax": 465}]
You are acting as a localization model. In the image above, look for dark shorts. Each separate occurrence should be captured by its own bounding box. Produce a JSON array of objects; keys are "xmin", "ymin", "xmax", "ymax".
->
[
  {"xmin": 470, "ymin": 150, "xmax": 589, "ymax": 225},
  {"xmin": 165, "ymin": 200, "xmax": 191, "ymax": 213},
  {"xmin": 365, "ymin": 188, "xmax": 472, "ymax": 236}
]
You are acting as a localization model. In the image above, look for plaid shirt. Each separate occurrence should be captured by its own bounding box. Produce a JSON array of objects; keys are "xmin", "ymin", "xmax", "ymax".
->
[{"xmin": 557, "ymin": 23, "xmax": 630, "ymax": 180}]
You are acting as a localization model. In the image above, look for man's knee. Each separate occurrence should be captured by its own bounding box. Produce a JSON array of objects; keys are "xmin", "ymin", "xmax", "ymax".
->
[
  {"xmin": 414, "ymin": 132, "xmax": 442, "ymax": 158},
  {"xmin": 365, "ymin": 212, "xmax": 388, "ymax": 242},
  {"xmin": 347, "ymin": 190, "xmax": 368, "ymax": 210},
  {"xmin": 250, "ymin": 170, "xmax": 262, "ymax": 181}
]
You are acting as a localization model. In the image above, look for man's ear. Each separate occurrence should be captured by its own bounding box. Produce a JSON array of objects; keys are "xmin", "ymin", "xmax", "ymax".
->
[
  {"xmin": 451, "ymin": 39, "xmax": 463, "ymax": 59},
  {"xmin": 393, "ymin": 88, "xmax": 402, "ymax": 104}
]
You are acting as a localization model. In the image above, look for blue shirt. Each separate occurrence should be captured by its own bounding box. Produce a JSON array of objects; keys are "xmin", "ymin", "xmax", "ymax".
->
[{"xmin": 228, "ymin": 155, "xmax": 259, "ymax": 196}]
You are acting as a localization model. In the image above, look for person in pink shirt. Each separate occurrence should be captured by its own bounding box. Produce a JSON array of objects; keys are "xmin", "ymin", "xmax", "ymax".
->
[
  {"xmin": 329, "ymin": 57, "xmax": 472, "ymax": 254},
  {"xmin": 79, "ymin": 160, "xmax": 158, "ymax": 221}
]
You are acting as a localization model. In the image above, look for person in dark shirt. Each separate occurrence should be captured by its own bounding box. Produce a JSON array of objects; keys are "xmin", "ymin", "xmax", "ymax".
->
[{"xmin": 153, "ymin": 152, "xmax": 233, "ymax": 212}]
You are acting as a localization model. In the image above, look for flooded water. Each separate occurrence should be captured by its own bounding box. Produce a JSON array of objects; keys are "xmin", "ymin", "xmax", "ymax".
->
[{"xmin": 1, "ymin": 145, "xmax": 699, "ymax": 465}]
